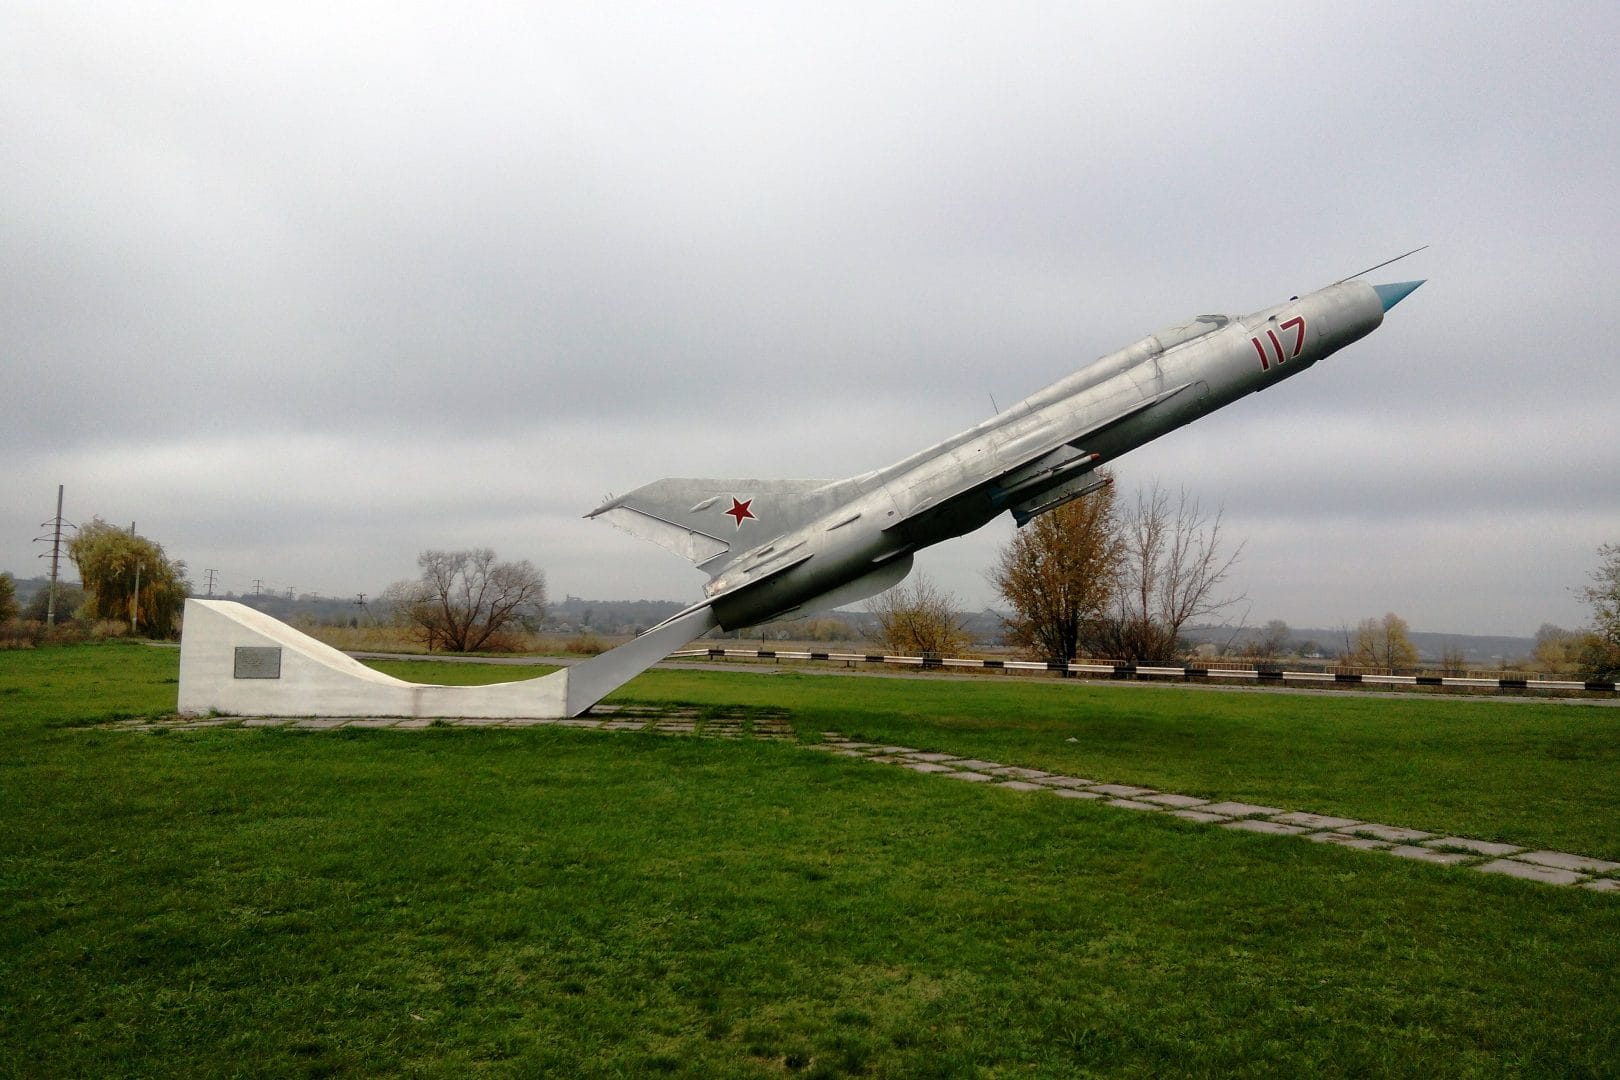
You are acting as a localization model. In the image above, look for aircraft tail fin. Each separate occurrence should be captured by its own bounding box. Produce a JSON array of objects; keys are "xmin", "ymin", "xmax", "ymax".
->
[{"xmin": 587, "ymin": 476, "xmax": 859, "ymax": 576}]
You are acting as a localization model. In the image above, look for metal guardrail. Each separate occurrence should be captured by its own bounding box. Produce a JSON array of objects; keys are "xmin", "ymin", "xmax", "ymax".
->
[{"xmin": 666, "ymin": 648, "xmax": 1620, "ymax": 695}]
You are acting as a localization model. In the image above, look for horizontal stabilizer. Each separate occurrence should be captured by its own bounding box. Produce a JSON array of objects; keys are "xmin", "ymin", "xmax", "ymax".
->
[{"xmin": 588, "ymin": 477, "xmax": 856, "ymax": 576}]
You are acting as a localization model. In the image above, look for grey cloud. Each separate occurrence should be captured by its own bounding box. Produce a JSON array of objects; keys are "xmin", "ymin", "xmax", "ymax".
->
[{"xmin": 4, "ymin": 2, "xmax": 1618, "ymax": 637}]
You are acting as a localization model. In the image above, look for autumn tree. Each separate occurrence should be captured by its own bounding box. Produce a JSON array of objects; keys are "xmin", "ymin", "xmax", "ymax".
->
[
  {"xmin": 868, "ymin": 572, "xmax": 970, "ymax": 656},
  {"xmin": 991, "ymin": 479, "xmax": 1121, "ymax": 660},
  {"xmin": 1351, "ymin": 612, "xmax": 1420, "ymax": 670},
  {"xmin": 1531, "ymin": 623, "xmax": 1581, "ymax": 674},
  {"xmin": 1096, "ymin": 483, "xmax": 1243, "ymax": 662},
  {"xmin": 67, "ymin": 518, "xmax": 190, "ymax": 637},
  {"xmin": 384, "ymin": 548, "xmax": 545, "ymax": 652}
]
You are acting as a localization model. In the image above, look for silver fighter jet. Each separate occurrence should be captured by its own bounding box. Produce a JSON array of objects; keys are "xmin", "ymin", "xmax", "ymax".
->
[{"xmin": 589, "ymin": 270, "xmax": 1423, "ymax": 646}]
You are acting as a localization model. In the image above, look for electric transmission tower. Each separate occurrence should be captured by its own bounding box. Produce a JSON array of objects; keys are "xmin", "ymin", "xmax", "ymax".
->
[{"xmin": 32, "ymin": 485, "xmax": 76, "ymax": 626}]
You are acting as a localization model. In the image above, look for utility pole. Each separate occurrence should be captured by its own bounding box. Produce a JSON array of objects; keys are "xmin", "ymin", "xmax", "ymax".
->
[
  {"xmin": 130, "ymin": 560, "xmax": 142, "ymax": 635},
  {"xmin": 204, "ymin": 568, "xmax": 218, "ymax": 598},
  {"xmin": 33, "ymin": 485, "xmax": 74, "ymax": 626},
  {"xmin": 252, "ymin": 579, "xmax": 263, "ymax": 597}
]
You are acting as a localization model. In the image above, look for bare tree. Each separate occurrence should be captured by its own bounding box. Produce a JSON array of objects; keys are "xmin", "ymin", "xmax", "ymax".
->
[
  {"xmin": 1245, "ymin": 618, "xmax": 1291, "ymax": 661},
  {"xmin": 1581, "ymin": 543, "xmax": 1620, "ymax": 648},
  {"xmin": 1098, "ymin": 484, "xmax": 1243, "ymax": 661},
  {"xmin": 991, "ymin": 479, "xmax": 1121, "ymax": 660},
  {"xmin": 385, "ymin": 548, "xmax": 545, "ymax": 652},
  {"xmin": 867, "ymin": 572, "xmax": 970, "ymax": 656}
]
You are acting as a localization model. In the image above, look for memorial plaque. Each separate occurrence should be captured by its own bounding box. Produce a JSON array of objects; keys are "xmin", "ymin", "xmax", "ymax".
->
[{"xmin": 234, "ymin": 646, "xmax": 282, "ymax": 679}]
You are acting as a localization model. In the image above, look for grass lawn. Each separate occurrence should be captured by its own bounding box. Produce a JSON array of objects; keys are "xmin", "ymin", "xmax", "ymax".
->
[{"xmin": 3, "ymin": 643, "xmax": 1618, "ymax": 1077}]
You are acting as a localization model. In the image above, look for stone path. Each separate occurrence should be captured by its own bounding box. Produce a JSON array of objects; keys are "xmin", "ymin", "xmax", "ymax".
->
[
  {"xmin": 125, "ymin": 708, "xmax": 1618, "ymax": 893},
  {"xmin": 805, "ymin": 737, "xmax": 1620, "ymax": 893}
]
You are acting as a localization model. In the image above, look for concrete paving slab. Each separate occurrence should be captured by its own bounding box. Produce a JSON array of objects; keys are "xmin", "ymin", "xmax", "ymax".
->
[
  {"xmin": 1272, "ymin": 812, "xmax": 1360, "ymax": 830},
  {"xmin": 458, "ymin": 717, "xmax": 507, "ymax": 726},
  {"xmin": 1340, "ymin": 823, "xmax": 1434, "ymax": 843},
  {"xmin": 950, "ymin": 759, "xmax": 1004, "ymax": 771},
  {"xmin": 939, "ymin": 770, "xmax": 997, "ymax": 782},
  {"xmin": 1222, "ymin": 819, "xmax": 1310, "ymax": 836},
  {"xmin": 1307, "ymin": 832, "xmax": 1390, "ymax": 850},
  {"xmin": 1107, "ymin": 798, "xmax": 1162, "ymax": 811},
  {"xmin": 292, "ymin": 718, "xmax": 348, "ymax": 729},
  {"xmin": 1051, "ymin": 789, "xmax": 1105, "ymax": 800},
  {"xmin": 1388, "ymin": 845, "xmax": 1476, "ymax": 865},
  {"xmin": 989, "ymin": 767, "xmax": 1052, "ymax": 780},
  {"xmin": 395, "ymin": 718, "xmax": 435, "ymax": 728},
  {"xmin": 504, "ymin": 718, "xmax": 553, "ymax": 727},
  {"xmin": 555, "ymin": 718, "xmax": 604, "ymax": 728},
  {"xmin": 1035, "ymin": 776, "xmax": 1099, "ymax": 788},
  {"xmin": 1515, "ymin": 851, "xmax": 1620, "ymax": 874},
  {"xmin": 907, "ymin": 752, "xmax": 960, "ymax": 763},
  {"xmin": 345, "ymin": 718, "xmax": 400, "ymax": 728},
  {"xmin": 875, "ymin": 746, "xmax": 919, "ymax": 754},
  {"xmin": 1172, "ymin": 810, "xmax": 1231, "ymax": 823},
  {"xmin": 1422, "ymin": 837, "xmax": 1522, "ymax": 857},
  {"xmin": 1091, "ymin": 784, "xmax": 1157, "ymax": 798},
  {"xmin": 833, "ymin": 749, "xmax": 869, "ymax": 757},
  {"xmin": 1201, "ymin": 801, "xmax": 1283, "ymax": 818},
  {"xmin": 1477, "ymin": 860, "xmax": 1586, "ymax": 886},
  {"xmin": 242, "ymin": 717, "xmax": 291, "ymax": 727},
  {"xmin": 868, "ymin": 755, "xmax": 911, "ymax": 765},
  {"xmin": 902, "ymin": 762, "xmax": 956, "ymax": 774},
  {"xmin": 998, "ymin": 780, "xmax": 1046, "ymax": 792},
  {"xmin": 603, "ymin": 720, "xmax": 648, "ymax": 730},
  {"xmin": 1583, "ymin": 878, "xmax": 1620, "ymax": 893},
  {"xmin": 1141, "ymin": 793, "xmax": 1209, "ymax": 808}
]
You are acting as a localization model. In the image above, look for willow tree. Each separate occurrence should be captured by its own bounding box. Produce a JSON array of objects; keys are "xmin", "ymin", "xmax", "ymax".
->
[{"xmin": 68, "ymin": 518, "xmax": 191, "ymax": 637}]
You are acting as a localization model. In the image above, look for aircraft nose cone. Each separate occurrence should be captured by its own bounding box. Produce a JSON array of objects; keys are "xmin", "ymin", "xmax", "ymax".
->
[{"xmin": 1374, "ymin": 280, "xmax": 1425, "ymax": 312}]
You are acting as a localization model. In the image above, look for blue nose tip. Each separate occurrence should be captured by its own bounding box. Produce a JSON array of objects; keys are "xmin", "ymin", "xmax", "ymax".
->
[{"xmin": 1374, "ymin": 280, "xmax": 1425, "ymax": 312}]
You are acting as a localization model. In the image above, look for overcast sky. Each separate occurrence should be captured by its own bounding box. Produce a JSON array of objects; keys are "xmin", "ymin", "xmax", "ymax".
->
[{"xmin": 5, "ymin": 2, "xmax": 1617, "ymax": 637}]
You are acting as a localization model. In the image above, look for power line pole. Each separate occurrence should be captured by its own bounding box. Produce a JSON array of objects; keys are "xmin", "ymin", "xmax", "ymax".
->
[
  {"xmin": 130, "ymin": 560, "xmax": 142, "ymax": 635},
  {"xmin": 204, "ymin": 568, "xmax": 218, "ymax": 598},
  {"xmin": 252, "ymin": 579, "xmax": 263, "ymax": 597},
  {"xmin": 33, "ymin": 484, "xmax": 75, "ymax": 627}
]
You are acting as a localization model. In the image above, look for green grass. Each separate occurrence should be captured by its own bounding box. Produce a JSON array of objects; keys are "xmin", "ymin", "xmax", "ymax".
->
[
  {"xmin": 360, "ymin": 657, "xmax": 559, "ymax": 685},
  {"xmin": 616, "ymin": 668, "xmax": 1620, "ymax": 858},
  {"xmin": 3, "ymin": 644, "xmax": 1618, "ymax": 1077}
]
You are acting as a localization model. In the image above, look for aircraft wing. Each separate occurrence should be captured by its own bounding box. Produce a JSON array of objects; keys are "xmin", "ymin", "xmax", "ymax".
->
[{"xmin": 887, "ymin": 381, "xmax": 1194, "ymax": 531}]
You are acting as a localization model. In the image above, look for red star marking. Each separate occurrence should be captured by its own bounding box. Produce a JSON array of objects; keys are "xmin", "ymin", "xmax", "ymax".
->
[{"xmin": 724, "ymin": 497, "xmax": 756, "ymax": 528}]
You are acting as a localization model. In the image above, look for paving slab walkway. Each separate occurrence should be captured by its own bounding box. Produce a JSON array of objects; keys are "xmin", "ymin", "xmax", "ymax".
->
[{"xmin": 118, "ymin": 708, "xmax": 1619, "ymax": 894}]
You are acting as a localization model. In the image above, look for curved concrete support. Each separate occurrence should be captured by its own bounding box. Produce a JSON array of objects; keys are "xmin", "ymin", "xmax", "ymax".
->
[{"xmin": 176, "ymin": 599, "xmax": 716, "ymax": 718}]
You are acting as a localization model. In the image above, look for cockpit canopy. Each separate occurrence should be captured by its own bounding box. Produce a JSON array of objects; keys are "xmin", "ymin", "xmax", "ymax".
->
[{"xmin": 1152, "ymin": 314, "xmax": 1229, "ymax": 353}]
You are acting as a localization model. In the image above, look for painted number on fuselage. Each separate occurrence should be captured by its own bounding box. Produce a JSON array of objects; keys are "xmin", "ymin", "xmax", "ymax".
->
[{"xmin": 1251, "ymin": 316, "xmax": 1306, "ymax": 371}]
